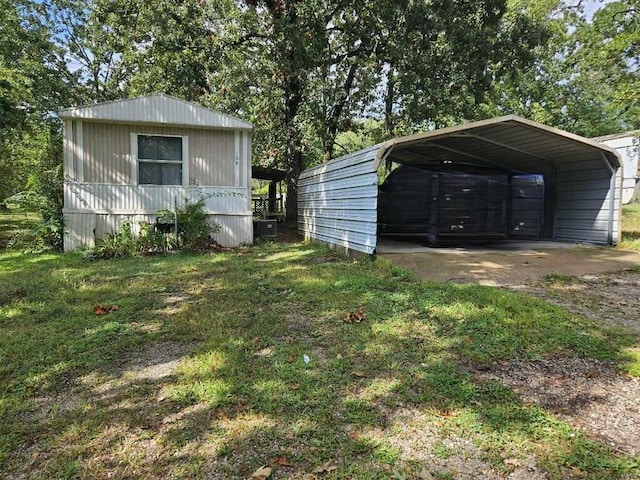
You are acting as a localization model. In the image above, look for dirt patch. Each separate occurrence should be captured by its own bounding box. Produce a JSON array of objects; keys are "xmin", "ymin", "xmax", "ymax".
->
[
  {"xmin": 366, "ymin": 406, "xmax": 547, "ymax": 479},
  {"xmin": 472, "ymin": 356, "xmax": 640, "ymax": 456},
  {"xmin": 23, "ymin": 341, "xmax": 196, "ymax": 423},
  {"xmin": 511, "ymin": 269, "xmax": 640, "ymax": 336},
  {"xmin": 381, "ymin": 245, "xmax": 640, "ymax": 286},
  {"xmin": 121, "ymin": 341, "xmax": 197, "ymax": 381}
]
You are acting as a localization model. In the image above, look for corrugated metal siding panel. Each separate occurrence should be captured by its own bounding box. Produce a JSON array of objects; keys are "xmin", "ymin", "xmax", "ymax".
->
[
  {"xmin": 601, "ymin": 136, "xmax": 639, "ymax": 204},
  {"xmin": 554, "ymin": 163, "xmax": 621, "ymax": 244},
  {"xmin": 64, "ymin": 183, "xmax": 250, "ymax": 214},
  {"xmin": 210, "ymin": 215, "xmax": 253, "ymax": 247},
  {"xmin": 63, "ymin": 213, "xmax": 96, "ymax": 251},
  {"xmin": 298, "ymin": 147, "xmax": 379, "ymax": 255},
  {"xmin": 60, "ymin": 94, "xmax": 252, "ymax": 130},
  {"xmin": 188, "ymin": 129, "xmax": 235, "ymax": 186},
  {"xmin": 81, "ymin": 122, "xmax": 239, "ymax": 186},
  {"xmin": 84, "ymin": 122, "xmax": 131, "ymax": 184}
]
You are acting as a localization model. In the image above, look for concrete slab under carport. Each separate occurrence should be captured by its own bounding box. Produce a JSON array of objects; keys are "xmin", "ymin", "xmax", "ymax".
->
[{"xmin": 377, "ymin": 238, "xmax": 640, "ymax": 286}]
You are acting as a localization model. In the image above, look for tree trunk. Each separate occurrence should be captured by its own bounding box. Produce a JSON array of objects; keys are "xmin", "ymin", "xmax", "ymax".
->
[
  {"xmin": 323, "ymin": 63, "xmax": 358, "ymax": 160},
  {"xmin": 283, "ymin": 72, "xmax": 304, "ymax": 223},
  {"xmin": 285, "ymin": 148, "xmax": 302, "ymax": 223},
  {"xmin": 385, "ymin": 67, "xmax": 396, "ymax": 138}
]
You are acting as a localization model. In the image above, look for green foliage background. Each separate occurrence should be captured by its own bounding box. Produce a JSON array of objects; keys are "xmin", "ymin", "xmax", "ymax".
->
[{"xmin": 1, "ymin": 0, "xmax": 638, "ymax": 228}]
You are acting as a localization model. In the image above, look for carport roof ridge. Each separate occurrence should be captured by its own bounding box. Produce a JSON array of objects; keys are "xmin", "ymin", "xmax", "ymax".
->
[{"xmin": 372, "ymin": 115, "xmax": 620, "ymax": 170}]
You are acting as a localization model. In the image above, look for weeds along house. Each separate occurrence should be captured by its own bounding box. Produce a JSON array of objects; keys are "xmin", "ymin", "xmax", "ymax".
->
[{"xmin": 59, "ymin": 94, "xmax": 253, "ymax": 251}]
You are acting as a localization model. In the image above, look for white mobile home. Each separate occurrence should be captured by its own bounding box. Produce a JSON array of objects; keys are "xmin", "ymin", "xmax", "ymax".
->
[
  {"xmin": 595, "ymin": 131, "xmax": 639, "ymax": 204},
  {"xmin": 59, "ymin": 94, "xmax": 253, "ymax": 251}
]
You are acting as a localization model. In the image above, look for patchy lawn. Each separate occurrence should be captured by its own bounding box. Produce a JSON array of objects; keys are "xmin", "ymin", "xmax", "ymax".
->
[
  {"xmin": 620, "ymin": 203, "xmax": 640, "ymax": 252},
  {"xmin": 1, "ymin": 240, "xmax": 639, "ymax": 479},
  {"xmin": 0, "ymin": 208, "xmax": 38, "ymax": 248}
]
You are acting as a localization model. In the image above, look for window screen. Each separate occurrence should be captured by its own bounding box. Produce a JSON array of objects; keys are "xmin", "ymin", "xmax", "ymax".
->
[{"xmin": 137, "ymin": 135, "xmax": 183, "ymax": 185}]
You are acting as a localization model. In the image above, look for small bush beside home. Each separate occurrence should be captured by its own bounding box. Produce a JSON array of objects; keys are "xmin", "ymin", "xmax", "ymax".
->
[{"xmin": 90, "ymin": 198, "xmax": 222, "ymax": 259}]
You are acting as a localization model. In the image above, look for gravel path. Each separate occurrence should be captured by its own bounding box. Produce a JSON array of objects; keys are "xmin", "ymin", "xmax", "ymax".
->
[{"xmin": 473, "ymin": 356, "xmax": 640, "ymax": 456}]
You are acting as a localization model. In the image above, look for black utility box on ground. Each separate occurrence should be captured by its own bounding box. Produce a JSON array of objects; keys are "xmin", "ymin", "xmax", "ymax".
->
[
  {"xmin": 378, "ymin": 165, "xmax": 544, "ymax": 245},
  {"xmin": 254, "ymin": 219, "xmax": 277, "ymax": 240}
]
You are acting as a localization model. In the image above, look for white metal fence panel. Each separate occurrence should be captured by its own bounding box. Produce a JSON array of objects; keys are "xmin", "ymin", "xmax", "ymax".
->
[{"xmin": 298, "ymin": 146, "xmax": 379, "ymax": 255}]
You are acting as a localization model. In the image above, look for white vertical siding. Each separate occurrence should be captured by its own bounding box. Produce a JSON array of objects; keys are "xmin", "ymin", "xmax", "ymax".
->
[
  {"xmin": 81, "ymin": 122, "xmax": 238, "ymax": 186},
  {"xmin": 63, "ymin": 183, "xmax": 252, "ymax": 250},
  {"xmin": 63, "ymin": 184, "xmax": 250, "ymax": 214},
  {"xmin": 64, "ymin": 213, "xmax": 96, "ymax": 251},
  {"xmin": 601, "ymin": 136, "xmax": 639, "ymax": 204},
  {"xmin": 64, "ymin": 212, "xmax": 251, "ymax": 251},
  {"xmin": 210, "ymin": 214, "xmax": 253, "ymax": 247},
  {"xmin": 298, "ymin": 146, "xmax": 379, "ymax": 255},
  {"xmin": 63, "ymin": 120, "xmax": 75, "ymax": 180}
]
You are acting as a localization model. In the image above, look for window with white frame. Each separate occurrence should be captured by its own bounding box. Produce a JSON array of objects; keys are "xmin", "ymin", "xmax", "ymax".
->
[{"xmin": 137, "ymin": 134, "xmax": 184, "ymax": 185}]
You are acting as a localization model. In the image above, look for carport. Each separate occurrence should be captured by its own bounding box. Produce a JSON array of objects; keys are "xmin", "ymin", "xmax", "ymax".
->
[{"xmin": 298, "ymin": 115, "xmax": 622, "ymax": 256}]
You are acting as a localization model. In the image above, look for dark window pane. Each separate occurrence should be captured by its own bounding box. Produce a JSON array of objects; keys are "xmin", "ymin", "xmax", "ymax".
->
[
  {"xmin": 162, "ymin": 163, "xmax": 182, "ymax": 185},
  {"xmin": 138, "ymin": 136, "xmax": 158, "ymax": 160},
  {"xmin": 138, "ymin": 135, "xmax": 182, "ymax": 161},
  {"xmin": 139, "ymin": 162, "xmax": 182, "ymax": 185},
  {"xmin": 139, "ymin": 162, "xmax": 162, "ymax": 184}
]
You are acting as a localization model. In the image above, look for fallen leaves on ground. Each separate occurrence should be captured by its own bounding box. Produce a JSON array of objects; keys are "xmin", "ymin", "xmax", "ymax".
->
[
  {"xmin": 250, "ymin": 465, "xmax": 272, "ymax": 479},
  {"xmin": 503, "ymin": 457, "xmax": 521, "ymax": 467},
  {"xmin": 344, "ymin": 306, "xmax": 366, "ymax": 323},
  {"xmin": 312, "ymin": 460, "xmax": 338, "ymax": 474},
  {"xmin": 93, "ymin": 304, "xmax": 119, "ymax": 315},
  {"xmin": 270, "ymin": 456, "xmax": 293, "ymax": 467}
]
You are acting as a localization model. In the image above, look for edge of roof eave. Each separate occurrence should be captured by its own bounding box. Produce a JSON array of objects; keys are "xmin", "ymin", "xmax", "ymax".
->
[
  {"xmin": 57, "ymin": 93, "xmax": 253, "ymax": 129},
  {"xmin": 373, "ymin": 114, "xmax": 621, "ymax": 170}
]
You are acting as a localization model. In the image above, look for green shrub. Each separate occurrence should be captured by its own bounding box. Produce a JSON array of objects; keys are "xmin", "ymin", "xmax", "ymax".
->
[
  {"xmin": 137, "ymin": 221, "xmax": 178, "ymax": 253},
  {"xmin": 160, "ymin": 198, "xmax": 221, "ymax": 251},
  {"xmin": 5, "ymin": 164, "xmax": 64, "ymax": 252},
  {"xmin": 89, "ymin": 198, "xmax": 221, "ymax": 259},
  {"xmin": 92, "ymin": 221, "xmax": 137, "ymax": 259}
]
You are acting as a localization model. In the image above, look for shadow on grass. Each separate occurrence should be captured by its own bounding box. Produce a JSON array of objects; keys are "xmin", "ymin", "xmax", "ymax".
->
[{"xmin": 1, "ymin": 245, "xmax": 638, "ymax": 479}]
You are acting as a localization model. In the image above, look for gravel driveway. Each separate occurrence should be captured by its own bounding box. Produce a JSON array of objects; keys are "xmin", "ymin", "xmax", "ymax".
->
[{"xmin": 379, "ymin": 241, "xmax": 640, "ymax": 286}]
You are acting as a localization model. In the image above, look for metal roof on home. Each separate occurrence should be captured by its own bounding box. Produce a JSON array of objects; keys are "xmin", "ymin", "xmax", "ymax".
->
[
  {"xmin": 593, "ymin": 130, "xmax": 640, "ymax": 142},
  {"xmin": 374, "ymin": 115, "xmax": 620, "ymax": 172},
  {"xmin": 58, "ymin": 94, "xmax": 252, "ymax": 130}
]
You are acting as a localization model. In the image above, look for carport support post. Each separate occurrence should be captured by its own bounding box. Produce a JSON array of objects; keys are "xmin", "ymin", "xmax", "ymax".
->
[
  {"xmin": 268, "ymin": 181, "xmax": 277, "ymax": 213},
  {"xmin": 601, "ymin": 153, "xmax": 617, "ymax": 245}
]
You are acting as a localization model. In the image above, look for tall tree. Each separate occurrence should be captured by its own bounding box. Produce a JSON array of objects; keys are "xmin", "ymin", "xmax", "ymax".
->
[
  {"xmin": 0, "ymin": 0, "xmax": 70, "ymax": 203},
  {"xmin": 480, "ymin": 0, "xmax": 639, "ymax": 137}
]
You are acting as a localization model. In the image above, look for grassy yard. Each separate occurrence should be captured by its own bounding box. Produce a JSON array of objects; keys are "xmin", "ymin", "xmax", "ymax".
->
[
  {"xmin": 0, "ymin": 209, "xmax": 39, "ymax": 248},
  {"xmin": 1, "ymin": 235, "xmax": 639, "ymax": 479},
  {"xmin": 620, "ymin": 202, "xmax": 640, "ymax": 251}
]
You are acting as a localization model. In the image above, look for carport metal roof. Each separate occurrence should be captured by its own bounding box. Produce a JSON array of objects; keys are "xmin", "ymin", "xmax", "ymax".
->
[
  {"xmin": 298, "ymin": 115, "xmax": 623, "ymax": 256},
  {"xmin": 373, "ymin": 115, "xmax": 620, "ymax": 173}
]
